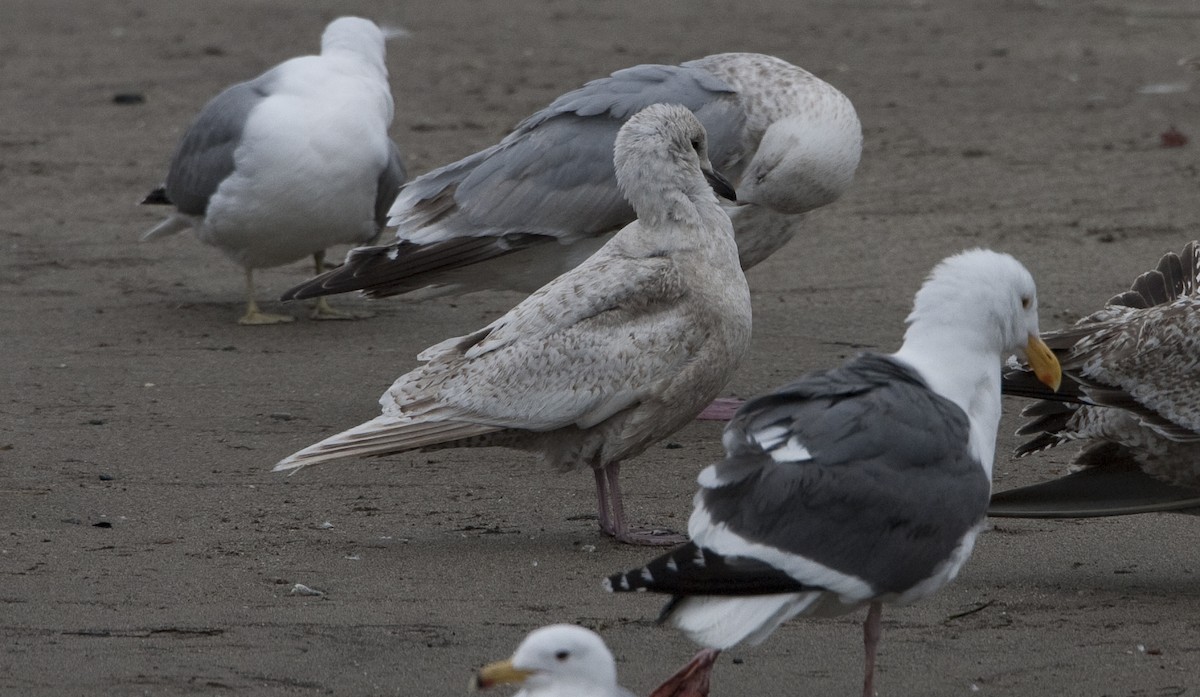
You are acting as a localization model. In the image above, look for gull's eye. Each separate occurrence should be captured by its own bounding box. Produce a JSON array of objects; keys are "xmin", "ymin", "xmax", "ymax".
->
[
  {"xmin": 690, "ymin": 138, "xmax": 701, "ymax": 152},
  {"xmin": 554, "ymin": 650, "xmax": 569, "ymax": 661},
  {"xmin": 1021, "ymin": 296, "xmax": 1031, "ymax": 309}
]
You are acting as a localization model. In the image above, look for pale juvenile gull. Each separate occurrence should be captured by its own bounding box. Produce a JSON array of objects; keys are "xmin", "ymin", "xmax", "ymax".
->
[
  {"xmin": 992, "ymin": 241, "xmax": 1200, "ymax": 518},
  {"xmin": 140, "ymin": 17, "xmax": 407, "ymax": 325},
  {"xmin": 470, "ymin": 624, "xmax": 718, "ymax": 697},
  {"xmin": 273, "ymin": 104, "xmax": 753, "ymax": 545},
  {"xmin": 606, "ymin": 250, "xmax": 1062, "ymax": 697},
  {"xmin": 282, "ymin": 52, "xmax": 860, "ymax": 301}
]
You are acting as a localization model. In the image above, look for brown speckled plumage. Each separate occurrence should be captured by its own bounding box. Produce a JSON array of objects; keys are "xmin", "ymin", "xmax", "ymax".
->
[
  {"xmin": 275, "ymin": 105, "xmax": 753, "ymax": 542},
  {"xmin": 1005, "ymin": 241, "xmax": 1200, "ymax": 490}
]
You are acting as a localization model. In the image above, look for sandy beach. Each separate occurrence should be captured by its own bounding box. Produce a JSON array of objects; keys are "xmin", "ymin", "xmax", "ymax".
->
[{"xmin": 3, "ymin": 1, "xmax": 1199, "ymax": 694}]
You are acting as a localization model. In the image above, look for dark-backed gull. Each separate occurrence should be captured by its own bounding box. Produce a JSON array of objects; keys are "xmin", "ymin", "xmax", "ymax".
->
[{"xmin": 606, "ymin": 249, "xmax": 1061, "ymax": 695}]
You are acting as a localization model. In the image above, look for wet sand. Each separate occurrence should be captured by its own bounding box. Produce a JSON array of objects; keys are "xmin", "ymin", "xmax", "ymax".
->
[{"xmin": 3, "ymin": 1, "xmax": 1199, "ymax": 694}]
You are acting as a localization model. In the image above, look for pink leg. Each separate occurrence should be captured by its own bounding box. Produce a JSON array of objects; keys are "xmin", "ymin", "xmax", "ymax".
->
[
  {"xmin": 862, "ymin": 601, "xmax": 883, "ymax": 697},
  {"xmin": 593, "ymin": 466, "xmax": 615, "ymax": 536},
  {"xmin": 695, "ymin": 397, "xmax": 745, "ymax": 422},
  {"xmin": 605, "ymin": 463, "xmax": 628, "ymax": 534},
  {"xmin": 599, "ymin": 463, "xmax": 686, "ymax": 546},
  {"xmin": 649, "ymin": 649, "xmax": 720, "ymax": 697}
]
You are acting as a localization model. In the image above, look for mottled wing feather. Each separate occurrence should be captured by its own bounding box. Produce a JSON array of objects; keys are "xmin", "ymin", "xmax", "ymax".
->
[
  {"xmin": 1075, "ymin": 305, "xmax": 1200, "ymax": 436},
  {"xmin": 384, "ymin": 250, "xmax": 698, "ymax": 431},
  {"xmin": 1008, "ymin": 241, "xmax": 1200, "ymax": 458}
]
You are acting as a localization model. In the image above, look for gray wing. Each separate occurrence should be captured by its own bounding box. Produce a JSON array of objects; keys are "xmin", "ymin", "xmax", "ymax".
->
[
  {"xmin": 373, "ymin": 138, "xmax": 407, "ymax": 229},
  {"xmin": 161, "ymin": 70, "xmax": 277, "ymax": 216},
  {"xmin": 281, "ymin": 64, "xmax": 748, "ymax": 300},
  {"xmin": 701, "ymin": 354, "xmax": 988, "ymax": 594},
  {"xmin": 395, "ymin": 63, "xmax": 745, "ymax": 239}
]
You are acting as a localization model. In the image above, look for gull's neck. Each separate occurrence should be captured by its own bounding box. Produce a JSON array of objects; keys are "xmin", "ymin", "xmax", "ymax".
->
[{"xmin": 891, "ymin": 329, "xmax": 1003, "ymax": 478}]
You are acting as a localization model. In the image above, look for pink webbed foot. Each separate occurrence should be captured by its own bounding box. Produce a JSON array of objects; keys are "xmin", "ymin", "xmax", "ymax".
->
[{"xmin": 695, "ymin": 397, "xmax": 745, "ymax": 422}]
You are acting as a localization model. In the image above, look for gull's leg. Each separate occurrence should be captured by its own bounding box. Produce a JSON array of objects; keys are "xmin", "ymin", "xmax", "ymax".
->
[
  {"xmin": 649, "ymin": 649, "xmax": 720, "ymax": 697},
  {"xmin": 309, "ymin": 250, "xmax": 373, "ymax": 320},
  {"xmin": 593, "ymin": 466, "xmax": 616, "ymax": 537},
  {"xmin": 239, "ymin": 268, "xmax": 294, "ymax": 325},
  {"xmin": 862, "ymin": 601, "xmax": 883, "ymax": 697},
  {"xmin": 695, "ymin": 397, "xmax": 745, "ymax": 422},
  {"xmin": 603, "ymin": 462, "xmax": 686, "ymax": 546}
]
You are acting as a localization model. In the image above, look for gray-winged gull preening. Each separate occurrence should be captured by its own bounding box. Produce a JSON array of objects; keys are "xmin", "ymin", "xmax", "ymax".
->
[
  {"xmin": 992, "ymin": 241, "xmax": 1200, "ymax": 518},
  {"xmin": 282, "ymin": 52, "xmax": 860, "ymax": 301},
  {"xmin": 274, "ymin": 103, "xmax": 752, "ymax": 545},
  {"xmin": 471, "ymin": 624, "xmax": 718, "ymax": 697},
  {"xmin": 141, "ymin": 16, "xmax": 406, "ymax": 324},
  {"xmin": 605, "ymin": 250, "xmax": 1062, "ymax": 696}
]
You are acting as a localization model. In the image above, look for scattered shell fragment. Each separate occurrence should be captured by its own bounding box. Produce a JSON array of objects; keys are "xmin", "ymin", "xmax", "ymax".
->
[{"xmin": 290, "ymin": 583, "xmax": 324, "ymax": 597}]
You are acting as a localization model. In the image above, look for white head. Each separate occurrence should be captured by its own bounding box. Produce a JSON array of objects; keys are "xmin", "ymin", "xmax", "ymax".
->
[
  {"xmin": 472, "ymin": 625, "xmax": 620, "ymax": 694},
  {"xmin": 320, "ymin": 17, "xmax": 389, "ymax": 72},
  {"xmin": 735, "ymin": 102, "xmax": 863, "ymax": 214},
  {"xmin": 893, "ymin": 249, "xmax": 1060, "ymax": 472},
  {"xmin": 904, "ymin": 250, "xmax": 1047, "ymax": 359},
  {"xmin": 614, "ymin": 104, "xmax": 736, "ymax": 224}
]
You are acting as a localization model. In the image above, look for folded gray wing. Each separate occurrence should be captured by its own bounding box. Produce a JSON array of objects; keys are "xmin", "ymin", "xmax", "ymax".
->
[
  {"xmin": 702, "ymin": 354, "xmax": 989, "ymax": 595},
  {"xmin": 374, "ymin": 139, "xmax": 407, "ymax": 229},
  {"xmin": 390, "ymin": 63, "xmax": 746, "ymax": 244},
  {"xmin": 162, "ymin": 71, "xmax": 277, "ymax": 216}
]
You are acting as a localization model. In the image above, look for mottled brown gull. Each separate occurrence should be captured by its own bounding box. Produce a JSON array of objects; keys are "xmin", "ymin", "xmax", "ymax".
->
[
  {"xmin": 992, "ymin": 241, "xmax": 1200, "ymax": 517},
  {"xmin": 607, "ymin": 250, "xmax": 1062, "ymax": 696},
  {"xmin": 274, "ymin": 104, "xmax": 752, "ymax": 545},
  {"xmin": 283, "ymin": 52, "xmax": 860, "ymax": 301},
  {"xmin": 141, "ymin": 17, "xmax": 406, "ymax": 324}
]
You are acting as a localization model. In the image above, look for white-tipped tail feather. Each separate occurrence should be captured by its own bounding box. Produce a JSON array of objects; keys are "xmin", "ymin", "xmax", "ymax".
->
[{"xmin": 273, "ymin": 415, "xmax": 502, "ymax": 472}]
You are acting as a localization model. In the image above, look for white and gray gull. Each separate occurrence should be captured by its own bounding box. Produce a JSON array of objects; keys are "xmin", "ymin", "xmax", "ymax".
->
[
  {"xmin": 606, "ymin": 250, "xmax": 1062, "ymax": 697},
  {"xmin": 992, "ymin": 240, "xmax": 1200, "ymax": 518},
  {"xmin": 141, "ymin": 17, "xmax": 406, "ymax": 324},
  {"xmin": 282, "ymin": 52, "xmax": 860, "ymax": 301},
  {"xmin": 470, "ymin": 624, "xmax": 718, "ymax": 697},
  {"xmin": 273, "ymin": 104, "xmax": 752, "ymax": 545}
]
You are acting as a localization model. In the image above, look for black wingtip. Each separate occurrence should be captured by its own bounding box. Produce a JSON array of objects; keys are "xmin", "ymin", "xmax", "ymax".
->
[
  {"xmin": 605, "ymin": 541, "xmax": 810, "ymax": 597},
  {"xmin": 280, "ymin": 244, "xmax": 396, "ymax": 301},
  {"xmin": 605, "ymin": 542, "xmax": 701, "ymax": 595},
  {"xmin": 141, "ymin": 186, "xmax": 171, "ymax": 206},
  {"xmin": 281, "ymin": 270, "xmax": 341, "ymax": 301}
]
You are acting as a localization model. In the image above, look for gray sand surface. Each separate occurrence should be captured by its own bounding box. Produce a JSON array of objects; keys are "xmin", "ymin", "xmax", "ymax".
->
[{"xmin": 3, "ymin": 1, "xmax": 1198, "ymax": 694}]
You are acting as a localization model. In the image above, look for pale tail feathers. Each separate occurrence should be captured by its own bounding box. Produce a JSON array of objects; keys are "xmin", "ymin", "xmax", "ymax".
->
[
  {"xmin": 273, "ymin": 415, "xmax": 503, "ymax": 472},
  {"xmin": 664, "ymin": 592, "xmax": 823, "ymax": 649},
  {"xmin": 141, "ymin": 215, "xmax": 193, "ymax": 242}
]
